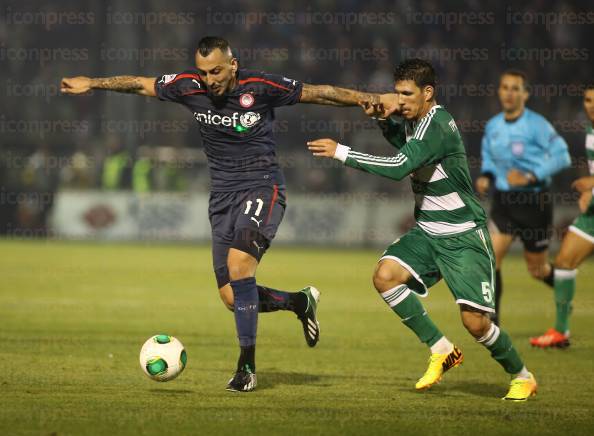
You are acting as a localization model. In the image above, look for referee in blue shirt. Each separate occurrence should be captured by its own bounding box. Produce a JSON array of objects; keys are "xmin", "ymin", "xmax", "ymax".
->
[{"xmin": 476, "ymin": 70, "xmax": 571, "ymax": 326}]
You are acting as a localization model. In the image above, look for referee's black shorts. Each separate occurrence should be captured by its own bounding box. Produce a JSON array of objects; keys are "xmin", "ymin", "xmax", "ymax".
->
[{"xmin": 489, "ymin": 189, "xmax": 553, "ymax": 252}]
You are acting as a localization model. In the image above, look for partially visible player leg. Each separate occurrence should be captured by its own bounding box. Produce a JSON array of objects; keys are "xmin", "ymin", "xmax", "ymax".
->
[
  {"xmin": 490, "ymin": 230, "xmax": 513, "ymax": 326},
  {"xmin": 530, "ymin": 226, "xmax": 594, "ymax": 348},
  {"xmin": 521, "ymin": 209, "xmax": 554, "ymax": 288},
  {"xmin": 520, "ymin": 192, "xmax": 555, "ymax": 287},
  {"xmin": 218, "ymin": 279, "xmax": 317, "ymax": 345},
  {"xmin": 524, "ymin": 249, "xmax": 554, "ymax": 286},
  {"xmin": 460, "ymin": 307, "xmax": 536, "ymax": 401},
  {"xmin": 218, "ymin": 282, "xmax": 308, "ymax": 314},
  {"xmin": 375, "ymin": 229, "xmax": 462, "ymax": 391}
]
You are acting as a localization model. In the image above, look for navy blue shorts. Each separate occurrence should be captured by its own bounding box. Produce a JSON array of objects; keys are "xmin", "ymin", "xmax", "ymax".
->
[{"xmin": 209, "ymin": 184, "xmax": 286, "ymax": 288}]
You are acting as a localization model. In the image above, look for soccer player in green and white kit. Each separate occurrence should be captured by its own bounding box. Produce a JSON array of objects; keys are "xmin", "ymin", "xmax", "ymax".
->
[
  {"xmin": 308, "ymin": 59, "xmax": 537, "ymax": 401},
  {"xmin": 530, "ymin": 85, "xmax": 594, "ymax": 348}
]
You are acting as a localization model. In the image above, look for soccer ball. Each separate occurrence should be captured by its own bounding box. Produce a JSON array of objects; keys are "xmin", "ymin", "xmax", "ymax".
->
[{"xmin": 139, "ymin": 335, "xmax": 187, "ymax": 382}]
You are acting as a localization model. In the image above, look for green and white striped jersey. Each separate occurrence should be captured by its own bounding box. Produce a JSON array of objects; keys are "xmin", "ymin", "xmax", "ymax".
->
[{"xmin": 337, "ymin": 104, "xmax": 486, "ymax": 237}]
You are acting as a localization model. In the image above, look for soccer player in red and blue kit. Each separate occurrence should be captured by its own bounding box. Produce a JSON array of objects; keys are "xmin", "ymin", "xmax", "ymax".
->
[{"xmin": 61, "ymin": 36, "xmax": 387, "ymax": 392}]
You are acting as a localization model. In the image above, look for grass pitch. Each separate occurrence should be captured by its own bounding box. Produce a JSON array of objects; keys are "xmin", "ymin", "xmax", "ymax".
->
[{"xmin": 1, "ymin": 240, "xmax": 593, "ymax": 435}]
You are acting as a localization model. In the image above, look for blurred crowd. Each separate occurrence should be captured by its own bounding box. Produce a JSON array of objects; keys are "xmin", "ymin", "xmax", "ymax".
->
[{"xmin": 0, "ymin": 0, "xmax": 592, "ymax": 234}]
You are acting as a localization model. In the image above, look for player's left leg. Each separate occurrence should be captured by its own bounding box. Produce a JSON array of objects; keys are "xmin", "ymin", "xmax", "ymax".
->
[
  {"xmin": 376, "ymin": 228, "xmax": 462, "ymax": 391},
  {"xmin": 519, "ymin": 192, "xmax": 555, "ymax": 287},
  {"xmin": 530, "ymin": 223, "xmax": 594, "ymax": 348},
  {"xmin": 437, "ymin": 227, "xmax": 537, "ymax": 400},
  {"xmin": 229, "ymin": 186, "xmax": 320, "ymax": 344},
  {"xmin": 523, "ymin": 249, "xmax": 554, "ymax": 286}
]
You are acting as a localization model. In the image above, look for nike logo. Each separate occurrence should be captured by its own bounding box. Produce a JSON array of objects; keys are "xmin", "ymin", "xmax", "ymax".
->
[
  {"xmin": 442, "ymin": 348, "xmax": 463, "ymax": 370},
  {"xmin": 250, "ymin": 217, "xmax": 263, "ymax": 227},
  {"xmin": 192, "ymin": 79, "xmax": 201, "ymax": 88}
]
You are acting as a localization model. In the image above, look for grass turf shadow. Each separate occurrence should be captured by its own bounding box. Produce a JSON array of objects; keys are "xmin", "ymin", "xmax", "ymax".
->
[
  {"xmin": 256, "ymin": 371, "xmax": 324, "ymax": 390},
  {"xmin": 446, "ymin": 380, "xmax": 504, "ymax": 398}
]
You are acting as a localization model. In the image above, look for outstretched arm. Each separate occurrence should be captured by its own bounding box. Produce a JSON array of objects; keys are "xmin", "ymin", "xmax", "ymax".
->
[
  {"xmin": 299, "ymin": 83, "xmax": 381, "ymax": 107},
  {"xmin": 61, "ymin": 76, "xmax": 157, "ymax": 96},
  {"xmin": 307, "ymin": 137, "xmax": 438, "ymax": 182}
]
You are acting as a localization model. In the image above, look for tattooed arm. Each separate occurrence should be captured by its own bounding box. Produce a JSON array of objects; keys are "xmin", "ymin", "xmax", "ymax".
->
[
  {"xmin": 299, "ymin": 83, "xmax": 380, "ymax": 107},
  {"xmin": 60, "ymin": 76, "xmax": 157, "ymax": 97}
]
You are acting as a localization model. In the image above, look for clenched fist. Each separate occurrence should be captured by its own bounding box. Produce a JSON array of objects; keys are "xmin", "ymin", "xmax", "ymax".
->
[{"xmin": 61, "ymin": 76, "xmax": 92, "ymax": 94}]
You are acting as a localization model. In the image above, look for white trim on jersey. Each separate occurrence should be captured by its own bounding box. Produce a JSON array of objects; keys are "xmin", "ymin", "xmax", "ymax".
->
[
  {"xmin": 412, "ymin": 115, "xmax": 431, "ymax": 140},
  {"xmin": 413, "ymin": 105, "xmax": 441, "ymax": 140},
  {"xmin": 476, "ymin": 227, "xmax": 495, "ymax": 301},
  {"xmin": 333, "ymin": 143, "xmax": 351, "ymax": 163},
  {"xmin": 415, "ymin": 192, "xmax": 466, "ymax": 211},
  {"xmin": 428, "ymin": 163, "xmax": 448, "ymax": 182},
  {"xmin": 379, "ymin": 255, "xmax": 429, "ymax": 296},
  {"xmin": 417, "ymin": 220, "xmax": 476, "ymax": 236},
  {"xmin": 455, "ymin": 298, "xmax": 496, "ymax": 313},
  {"xmin": 349, "ymin": 151, "xmax": 406, "ymax": 162},
  {"xmin": 349, "ymin": 151, "xmax": 408, "ymax": 167},
  {"xmin": 568, "ymin": 225, "xmax": 594, "ymax": 244}
]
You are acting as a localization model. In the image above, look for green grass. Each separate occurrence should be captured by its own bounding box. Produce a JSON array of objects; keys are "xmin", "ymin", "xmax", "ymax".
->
[{"xmin": 1, "ymin": 240, "xmax": 593, "ymax": 435}]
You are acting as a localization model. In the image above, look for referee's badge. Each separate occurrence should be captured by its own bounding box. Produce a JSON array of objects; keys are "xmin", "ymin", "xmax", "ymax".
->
[
  {"xmin": 239, "ymin": 93, "xmax": 255, "ymax": 108},
  {"xmin": 511, "ymin": 141, "xmax": 524, "ymax": 156}
]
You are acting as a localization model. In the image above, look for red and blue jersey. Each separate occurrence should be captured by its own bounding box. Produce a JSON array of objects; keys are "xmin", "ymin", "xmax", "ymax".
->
[{"xmin": 154, "ymin": 68, "xmax": 303, "ymax": 192}]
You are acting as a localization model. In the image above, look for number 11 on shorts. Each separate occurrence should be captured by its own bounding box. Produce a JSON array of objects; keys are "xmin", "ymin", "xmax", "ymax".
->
[{"xmin": 244, "ymin": 199, "xmax": 264, "ymax": 216}]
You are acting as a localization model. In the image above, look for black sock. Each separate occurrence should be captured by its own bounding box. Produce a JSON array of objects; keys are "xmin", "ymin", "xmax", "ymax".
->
[
  {"xmin": 494, "ymin": 269, "xmax": 502, "ymax": 326},
  {"xmin": 293, "ymin": 292, "xmax": 308, "ymax": 316},
  {"xmin": 237, "ymin": 345, "xmax": 256, "ymax": 372},
  {"xmin": 542, "ymin": 263, "xmax": 555, "ymax": 288},
  {"xmin": 257, "ymin": 285, "xmax": 307, "ymax": 314}
]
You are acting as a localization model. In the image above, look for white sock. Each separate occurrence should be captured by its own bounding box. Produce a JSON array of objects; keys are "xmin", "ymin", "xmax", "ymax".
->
[
  {"xmin": 514, "ymin": 366, "xmax": 531, "ymax": 380},
  {"xmin": 430, "ymin": 336, "xmax": 454, "ymax": 354}
]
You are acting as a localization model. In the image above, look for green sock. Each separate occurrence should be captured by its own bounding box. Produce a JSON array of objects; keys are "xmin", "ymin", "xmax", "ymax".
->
[
  {"xmin": 554, "ymin": 269, "xmax": 576, "ymax": 334},
  {"xmin": 477, "ymin": 323, "xmax": 524, "ymax": 374},
  {"xmin": 380, "ymin": 285, "xmax": 443, "ymax": 347}
]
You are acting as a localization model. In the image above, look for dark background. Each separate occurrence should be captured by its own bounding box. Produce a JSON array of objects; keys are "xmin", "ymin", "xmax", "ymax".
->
[{"xmin": 0, "ymin": 0, "xmax": 592, "ymax": 233}]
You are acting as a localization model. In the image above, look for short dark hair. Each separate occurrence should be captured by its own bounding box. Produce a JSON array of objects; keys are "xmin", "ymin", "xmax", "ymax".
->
[
  {"xmin": 501, "ymin": 69, "xmax": 529, "ymax": 89},
  {"xmin": 394, "ymin": 59, "xmax": 437, "ymax": 89},
  {"xmin": 585, "ymin": 84, "xmax": 594, "ymax": 92},
  {"xmin": 197, "ymin": 36, "xmax": 231, "ymax": 57}
]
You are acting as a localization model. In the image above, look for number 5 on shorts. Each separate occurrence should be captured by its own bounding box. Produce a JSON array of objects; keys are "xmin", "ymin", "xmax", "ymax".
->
[{"xmin": 481, "ymin": 282, "xmax": 493, "ymax": 303}]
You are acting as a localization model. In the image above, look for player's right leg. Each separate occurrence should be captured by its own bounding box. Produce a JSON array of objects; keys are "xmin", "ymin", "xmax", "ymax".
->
[
  {"xmin": 436, "ymin": 227, "xmax": 537, "ymax": 401},
  {"xmin": 530, "ymin": 222, "xmax": 594, "ymax": 348},
  {"xmin": 375, "ymin": 229, "xmax": 461, "ymax": 391}
]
